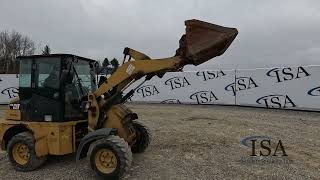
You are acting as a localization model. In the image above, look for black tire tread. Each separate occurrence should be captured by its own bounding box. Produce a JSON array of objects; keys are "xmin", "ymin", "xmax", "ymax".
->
[
  {"xmin": 7, "ymin": 131, "xmax": 47, "ymax": 172},
  {"xmin": 131, "ymin": 121, "xmax": 151, "ymax": 153},
  {"xmin": 89, "ymin": 135, "xmax": 132, "ymax": 179}
]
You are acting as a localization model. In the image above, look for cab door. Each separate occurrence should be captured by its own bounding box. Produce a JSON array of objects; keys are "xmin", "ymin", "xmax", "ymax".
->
[{"xmin": 19, "ymin": 57, "xmax": 64, "ymax": 122}]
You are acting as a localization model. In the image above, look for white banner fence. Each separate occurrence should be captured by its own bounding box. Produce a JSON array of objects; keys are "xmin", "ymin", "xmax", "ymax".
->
[{"xmin": 1, "ymin": 65, "xmax": 319, "ymax": 111}]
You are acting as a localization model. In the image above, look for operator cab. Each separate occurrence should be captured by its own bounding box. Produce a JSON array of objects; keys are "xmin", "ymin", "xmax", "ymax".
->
[{"xmin": 18, "ymin": 54, "xmax": 98, "ymax": 122}]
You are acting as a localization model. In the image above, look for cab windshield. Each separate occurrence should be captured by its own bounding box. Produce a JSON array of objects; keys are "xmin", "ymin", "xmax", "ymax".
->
[{"xmin": 64, "ymin": 58, "xmax": 97, "ymax": 119}]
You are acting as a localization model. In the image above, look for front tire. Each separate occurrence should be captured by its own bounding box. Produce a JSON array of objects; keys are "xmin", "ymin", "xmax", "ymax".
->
[
  {"xmin": 7, "ymin": 132, "xmax": 47, "ymax": 171},
  {"xmin": 131, "ymin": 121, "xmax": 151, "ymax": 153},
  {"xmin": 89, "ymin": 135, "xmax": 132, "ymax": 179}
]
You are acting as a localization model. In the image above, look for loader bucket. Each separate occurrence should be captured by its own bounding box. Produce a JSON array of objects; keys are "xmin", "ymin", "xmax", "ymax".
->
[{"xmin": 181, "ymin": 19, "xmax": 238, "ymax": 66}]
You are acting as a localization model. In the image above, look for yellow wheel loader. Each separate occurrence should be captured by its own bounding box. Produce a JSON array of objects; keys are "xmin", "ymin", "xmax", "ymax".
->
[{"xmin": 0, "ymin": 19, "xmax": 237, "ymax": 179}]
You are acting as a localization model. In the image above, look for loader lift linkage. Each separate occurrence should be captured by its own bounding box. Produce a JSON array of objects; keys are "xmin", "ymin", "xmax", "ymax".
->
[{"xmin": 0, "ymin": 19, "xmax": 237, "ymax": 179}]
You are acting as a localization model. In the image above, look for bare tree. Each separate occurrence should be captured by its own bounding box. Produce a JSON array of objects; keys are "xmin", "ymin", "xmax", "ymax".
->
[{"xmin": 0, "ymin": 30, "xmax": 35, "ymax": 74}]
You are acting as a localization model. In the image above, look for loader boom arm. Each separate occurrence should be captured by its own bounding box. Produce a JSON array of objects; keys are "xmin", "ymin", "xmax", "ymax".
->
[
  {"xmin": 88, "ymin": 19, "xmax": 238, "ymax": 130},
  {"xmin": 94, "ymin": 55, "xmax": 183, "ymax": 97}
]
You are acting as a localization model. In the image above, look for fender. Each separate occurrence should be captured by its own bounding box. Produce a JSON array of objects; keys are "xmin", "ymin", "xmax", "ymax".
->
[{"xmin": 76, "ymin": 128, "xmax": 117, "ymax": 161}]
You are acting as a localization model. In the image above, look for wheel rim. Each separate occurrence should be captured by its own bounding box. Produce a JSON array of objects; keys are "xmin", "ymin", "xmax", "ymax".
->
[
  {"xmin": 12, "ymin": 143, "xmax": 30, "ymax": 165},
  {"xmin": 95, "ymin": 149, "xmax": 117, "ymax": 174}
]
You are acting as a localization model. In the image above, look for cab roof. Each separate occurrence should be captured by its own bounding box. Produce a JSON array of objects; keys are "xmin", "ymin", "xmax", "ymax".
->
[{"xmin": 17, "ymin": 54, "xmax": 97, "ymax": 63}]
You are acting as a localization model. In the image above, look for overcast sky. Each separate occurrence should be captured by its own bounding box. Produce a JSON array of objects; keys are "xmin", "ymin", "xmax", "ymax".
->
[{"xmin": 1, "ymin": 0, "xmax": 320, "ymax": 70}]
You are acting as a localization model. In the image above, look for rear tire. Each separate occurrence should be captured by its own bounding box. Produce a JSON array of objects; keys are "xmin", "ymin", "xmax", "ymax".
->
[
  {"xmin": 7, "ymin": 132, "xmax": 47, "ymax": 171},
  {"xmin": 131, "ymin": 121, "xmax": 151, "ymax": 153},
  {"xmin": 89, "ymin": 135, "xmax": 132, "ymax": 179}
]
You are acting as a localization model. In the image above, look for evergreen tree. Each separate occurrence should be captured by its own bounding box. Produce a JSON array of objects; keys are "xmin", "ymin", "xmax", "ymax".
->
[
  {"xmin": 111, "ymin": 58, "xmax": 119, "ymax": 72},
  {"xmin": 102, "ymin": 58, "xmax": 110, "ymax": 67},
  {"xmin": 42, "ymin": 45, "xmax": 51, "ymax": 55}
]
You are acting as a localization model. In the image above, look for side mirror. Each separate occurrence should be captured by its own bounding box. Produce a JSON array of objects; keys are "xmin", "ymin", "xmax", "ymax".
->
[{"xmin": 61, "ymin": 69, "xmax": 74, "ymax": 84}]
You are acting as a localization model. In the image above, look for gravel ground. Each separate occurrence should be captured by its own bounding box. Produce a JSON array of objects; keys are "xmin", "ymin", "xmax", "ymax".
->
[{"xmin": 0, "ymin": 104, "xmax": 319, "ymax": 180}]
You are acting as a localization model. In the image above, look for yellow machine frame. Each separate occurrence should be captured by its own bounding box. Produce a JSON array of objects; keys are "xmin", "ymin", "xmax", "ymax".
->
[{"xmin": 0, "ymin": 19, "xmax": 238, "ymax": 178}]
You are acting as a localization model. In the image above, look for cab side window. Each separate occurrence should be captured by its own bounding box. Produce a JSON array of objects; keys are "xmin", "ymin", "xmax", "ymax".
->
[
  {"xmin": 37, "ymin": 58, "xmax": 60, "ymax": 89},
  {"xmin": 35, "ymin": 58, "xmax": 61, "ymax": 99}
]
